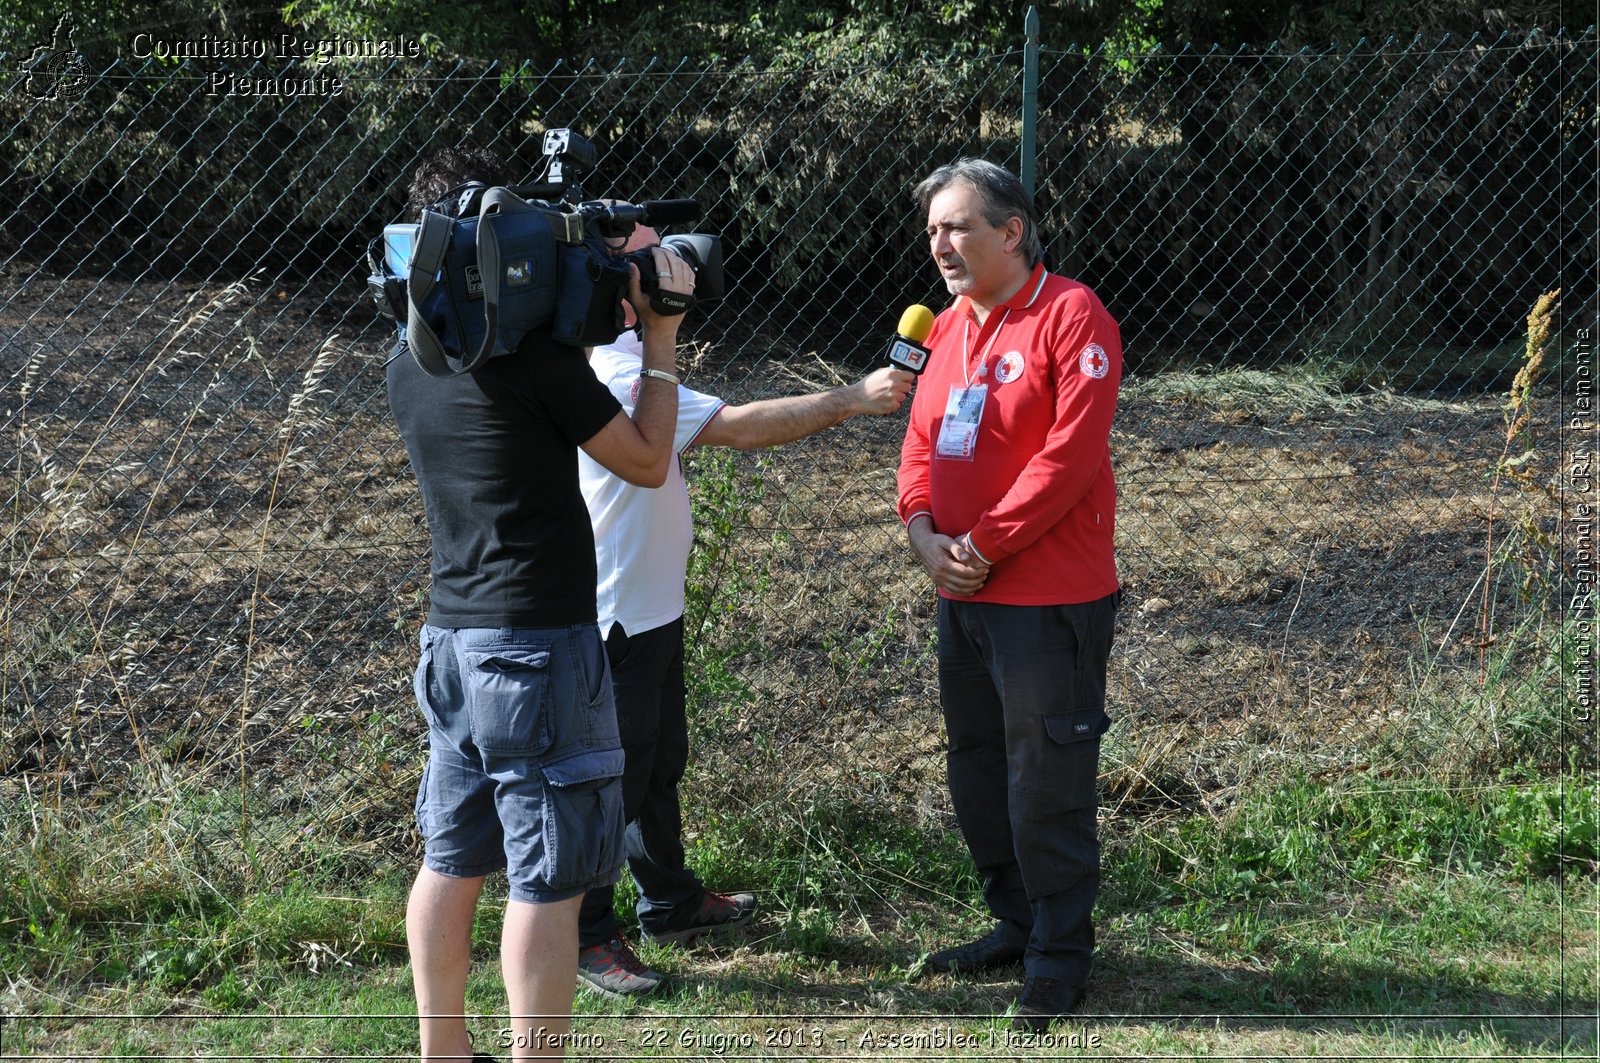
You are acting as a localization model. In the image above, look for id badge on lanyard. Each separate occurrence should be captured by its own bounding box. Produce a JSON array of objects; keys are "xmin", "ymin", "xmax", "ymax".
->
[{"xmin": 935, "ymin": 384, "xmax": 988, "ymax": 461}]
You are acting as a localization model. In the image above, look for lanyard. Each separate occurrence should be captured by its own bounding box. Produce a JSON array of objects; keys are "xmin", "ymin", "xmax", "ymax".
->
[
  {"xmin": 959, "ymin": 270, "xmax": 1049, "ymax": 384},
  {"xmin": 961, "ymin": 308, "xmax": 1012, "ymax": 388}
]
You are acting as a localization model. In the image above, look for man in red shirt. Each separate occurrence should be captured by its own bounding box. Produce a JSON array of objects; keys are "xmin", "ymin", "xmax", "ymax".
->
[{"xmin": 897, "ymin": 158, "xmax": 1122, "ymax": 1032}]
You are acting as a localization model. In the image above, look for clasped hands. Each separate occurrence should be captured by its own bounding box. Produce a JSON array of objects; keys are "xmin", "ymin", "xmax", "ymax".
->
[{"xmin": 907, "ymin": 517, "xmax": 989, "ymax": 597}]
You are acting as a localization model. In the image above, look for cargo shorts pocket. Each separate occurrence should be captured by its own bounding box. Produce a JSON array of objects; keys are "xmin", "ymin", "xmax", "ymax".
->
[
  {"xmin": 413, "ymin": 760, "xmax": 432, "ymax": 836},
  {"xmin": 1028, "ymin": 707, "xmax": 1111, "ymax": 817},
  {"xmin": 541, "ymin": 747, "xmax": 626, "ymax": 891},
  {"xmin": 464, "ymin": 647, "xmax": 553, "ymax": 755},
  {"xmin": 412, "ymin": 629, "xmax": 437, "ymax": 720}
]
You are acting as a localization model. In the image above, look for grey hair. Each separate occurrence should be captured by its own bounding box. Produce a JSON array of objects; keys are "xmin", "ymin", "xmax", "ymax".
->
[{"xmin": 913, "ymin": 158, "xmax": 1044, "ymax": 268}]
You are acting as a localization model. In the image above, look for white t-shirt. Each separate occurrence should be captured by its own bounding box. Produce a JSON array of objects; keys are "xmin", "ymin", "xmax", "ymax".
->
[{"xmin": 579, "ymin": 332, "xmax": 726, "ymax": 638}]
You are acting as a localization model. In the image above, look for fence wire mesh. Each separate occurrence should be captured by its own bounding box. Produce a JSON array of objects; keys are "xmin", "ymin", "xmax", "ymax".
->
[{"xmin": 1, "ymin": 30, "xmax": 1594, "ymax": 881}]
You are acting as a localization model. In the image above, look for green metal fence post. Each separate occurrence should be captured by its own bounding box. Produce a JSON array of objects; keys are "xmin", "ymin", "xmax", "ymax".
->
[{"xmin": 1021, "ymin": 5, "xmax": 1040, "ymax": 198}]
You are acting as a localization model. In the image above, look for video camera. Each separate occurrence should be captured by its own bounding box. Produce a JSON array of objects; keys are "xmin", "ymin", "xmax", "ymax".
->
[{"xmin": 368, "ymin": 128, "xmax": 725, "ymax": 377}]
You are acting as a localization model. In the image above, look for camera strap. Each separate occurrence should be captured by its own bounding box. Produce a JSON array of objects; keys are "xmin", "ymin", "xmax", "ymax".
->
[
  {"xmin": 404, "ymin": 207, "xmax": 470, "ymax": 376},
  {"xmin": 405, "ymin": 188, "xmax": 587, "ymax": 377}
]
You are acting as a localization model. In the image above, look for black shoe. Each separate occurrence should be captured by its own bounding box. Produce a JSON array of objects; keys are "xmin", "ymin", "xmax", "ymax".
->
[
  {"xmin": 642, "ymin": 890, "xmax": 758, "ymax": 947},
  {"xmin": 925, "ymin": 924, "xmax": 1027, "ymax": 974},
  {"xmin": 1011, "ymin": 975, "xmax": 1085, "ymax": 1033}
]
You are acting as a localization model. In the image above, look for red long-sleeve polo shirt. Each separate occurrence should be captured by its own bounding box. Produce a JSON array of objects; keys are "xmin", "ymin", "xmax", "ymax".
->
[{"xmin": 897, "ymin": 263, "xmax": 1122, "ymax": 606}]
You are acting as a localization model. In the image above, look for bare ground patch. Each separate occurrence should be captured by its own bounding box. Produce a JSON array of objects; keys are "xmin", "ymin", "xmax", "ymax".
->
[{"xmin": 1, "ymin": 277, "xmax": 1569, "ymax": 843}]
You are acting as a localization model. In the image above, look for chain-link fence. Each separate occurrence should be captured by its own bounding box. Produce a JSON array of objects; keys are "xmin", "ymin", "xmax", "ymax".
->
[{"xmin": 2, "ymin": 26, "xmax": 1595, "ymax": 884}]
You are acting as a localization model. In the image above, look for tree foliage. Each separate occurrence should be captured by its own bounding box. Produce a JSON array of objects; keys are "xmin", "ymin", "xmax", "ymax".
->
[
  {"xmin": 2, "ymin": 0, "xmax": 1587, "ymax": 355},
  {"xmin": 3, "ymin": 0, "xmax": 1574, "ymax": 69},
  {"xmin": 275, "ymin": 0, "xmax": 1575, "ymax": 65}
]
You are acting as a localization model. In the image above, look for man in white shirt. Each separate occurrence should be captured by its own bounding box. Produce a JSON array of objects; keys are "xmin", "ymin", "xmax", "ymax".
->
[{"xmin": 575, "ymin": 226, "xmax": 914, "ymax": 997}]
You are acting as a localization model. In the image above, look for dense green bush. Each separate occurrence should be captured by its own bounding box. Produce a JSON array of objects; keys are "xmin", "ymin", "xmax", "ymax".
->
[{"xmin": 3, "ymin": 3, "xmax": 1589, "ymax": 356}]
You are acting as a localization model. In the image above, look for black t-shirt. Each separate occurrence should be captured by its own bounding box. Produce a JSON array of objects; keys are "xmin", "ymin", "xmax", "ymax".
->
[{"xmin": 387, "ymin": 331, "xmax": 621, "ymax": 628}]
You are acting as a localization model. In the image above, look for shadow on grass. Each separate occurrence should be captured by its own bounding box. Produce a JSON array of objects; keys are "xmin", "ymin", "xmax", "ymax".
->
[{"xmin": 583, "ymin": 930, "xmax": 1596, "ymax": 1058}]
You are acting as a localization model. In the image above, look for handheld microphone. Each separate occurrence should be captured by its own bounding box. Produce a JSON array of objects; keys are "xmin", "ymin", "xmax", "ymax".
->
[{"xmin": 886, "ymin": 304, "xmax": 936, "ymax": 374}]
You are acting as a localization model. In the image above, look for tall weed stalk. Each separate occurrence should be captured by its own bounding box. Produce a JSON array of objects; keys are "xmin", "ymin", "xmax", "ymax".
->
[
  {"xmin": 3, "ymin": 277, "xmax": 258, "ymax": 801},
  {"xmin": 1475, "ymin": 291, "xmax": 1563, "ymax": 716}
]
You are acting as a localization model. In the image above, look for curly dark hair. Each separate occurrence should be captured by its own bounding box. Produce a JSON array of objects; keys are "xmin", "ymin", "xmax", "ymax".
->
[{"xmin": 405, "ymin": 145, "xmax": 515, "ymax": 219}]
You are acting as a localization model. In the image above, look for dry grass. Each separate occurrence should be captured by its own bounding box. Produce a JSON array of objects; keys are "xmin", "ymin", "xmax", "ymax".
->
[
  {"xmin": 0, "ymin": 276, "xmax": 1567, "ymax": 863},
  {"xmin": 668, "ymin": 356, "xmax": 1540, "ymax": 832},
  {"xmin": 0, "ymin": 279, "xmax": 1583, "ymax": 1063}
]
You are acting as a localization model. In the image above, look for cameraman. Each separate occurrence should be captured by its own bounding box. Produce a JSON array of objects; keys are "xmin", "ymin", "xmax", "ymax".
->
[
  {"xmin": 573, "ymin": 223, "xmax": 914, "ymax": 997},
  {"xmin": 386, "ymin": 147, "xmax": 696, "ymax": 1061}
]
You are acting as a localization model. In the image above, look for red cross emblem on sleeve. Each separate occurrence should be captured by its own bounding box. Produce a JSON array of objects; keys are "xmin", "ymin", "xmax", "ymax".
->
[{"xmin": 1079, "ymin": 343, "xmax": 1109, "ymax": 379}]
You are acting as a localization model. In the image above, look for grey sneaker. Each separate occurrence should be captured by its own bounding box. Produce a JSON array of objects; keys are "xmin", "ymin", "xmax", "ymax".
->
[
  {"xmin": 1012, "ymin": 975, "xmax": 1085, "ymax": 1033},
  {"xmin": 642, "ymin": 890, "xmax": 758, "ymax": 946},
  {"xmin": 576, "ymin": 936, "xmax": 665, "ymax": 998},
  {"xmin": 925, "ymin": 923, "xmax": 1027, "ymax": 974}
]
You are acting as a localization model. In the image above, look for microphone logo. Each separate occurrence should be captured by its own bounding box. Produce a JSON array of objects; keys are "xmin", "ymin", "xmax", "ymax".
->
[{"xmin": 887, "ymin": 304, "xmax": 935, "ymax": 375}]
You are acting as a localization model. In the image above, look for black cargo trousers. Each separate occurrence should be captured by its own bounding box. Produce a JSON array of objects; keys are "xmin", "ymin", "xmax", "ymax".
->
[{"xmin": 935, "ymin": 590, "xmax": 1119, "ymax": 987}]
